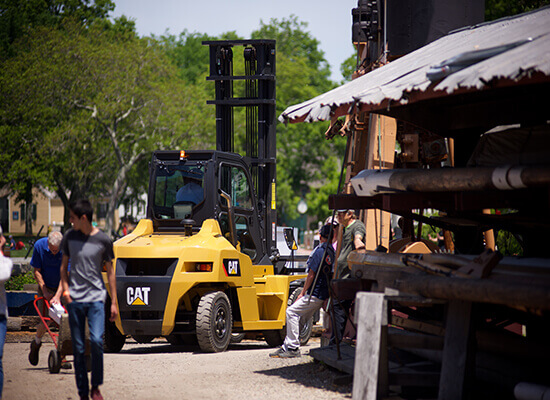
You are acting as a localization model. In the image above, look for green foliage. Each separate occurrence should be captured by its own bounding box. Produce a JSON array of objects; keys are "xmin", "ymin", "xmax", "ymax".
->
[
  {"xmin": 0, "ymin": 18, "xmax": 215, "ymax": 232},
  {"xmin": 305, "ymin": 156, "xmax": 342, "ymax": 223},
  {"xmin": 0, "ymin": 9, "xmax": 351, "ymax": 229},
  {"xmin": 340, "ymin": 54, "xmax": 357, "ymax": 83},
  {"xmin": 419, "ymin": 223, "xmax": 440, "ymax": 243},
  {"xmin": 153, "ymin": 30, "xmax": 213, "ymax": 85},
  {"xmin": 252, "ymin": 15, "xmax": 332, "ymax": 88},
  {"xmin": 485, "ymin": 0, "xmax": 550, "ymax": 21},
  {"xmin": 5, "ymin": 270, "xmax": 36, "ymax": 291},
  {"xmin": 0, "ymin": 0, "xmax": 115, "ymax": 57},
  {"xmin": 496, "ymin": 230, "xmax": 524, "ymax": 256},
  {"xmin": 249, "ymin": 16, "xmax": 345, "ymax": 225}
]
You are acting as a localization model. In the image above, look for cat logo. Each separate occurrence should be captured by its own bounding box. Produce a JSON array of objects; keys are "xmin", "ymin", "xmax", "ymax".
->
[
  {"xmin": 223, "ymin": 259, "xmax": 241, "ymax": 276},
  {"xmin": 127, "ymin": 286, "xmax": 151, "ymax": 306}
]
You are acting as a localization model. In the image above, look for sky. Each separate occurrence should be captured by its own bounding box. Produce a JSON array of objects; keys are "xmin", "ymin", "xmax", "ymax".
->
[{"xmin": 111, "ymin": 0, "xmax": 359, "ymax": 82}]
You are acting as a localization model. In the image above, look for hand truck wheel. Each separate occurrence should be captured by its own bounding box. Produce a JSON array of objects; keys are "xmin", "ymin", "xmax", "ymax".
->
[{"xmin": 48, "ymin": 349, "xmax": 61, "ymax": 374}]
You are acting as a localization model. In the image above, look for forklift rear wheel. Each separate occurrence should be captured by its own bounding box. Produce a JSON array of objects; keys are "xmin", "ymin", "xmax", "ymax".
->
[
  {"xmin": 132, "ymin": 335, "xmax": 156, "ymax": 344},
  {"xmin": 263, "ymin": 286, "xmax": 314, "ymax": 347},
  {"xmin": 263, "ymin": 330, "xmax": 284, "ymax": 347},
  {"xmin": 48, "ymin": 350, "xmax": 61, "ymax": 374},
  {"xmin": 196, "ymin": 291, "xmax": 232, "ymax": 353},
  {"xmin": 230, "ymin": 332, "xmax": 246, "ymax": 343},
  {"xmin": 166, "ymin": 334, "xmax": 198, "ymax": 346},
  {"xmin": 103, "ymin": 302, "xmax": 126, "ymax": 353}
]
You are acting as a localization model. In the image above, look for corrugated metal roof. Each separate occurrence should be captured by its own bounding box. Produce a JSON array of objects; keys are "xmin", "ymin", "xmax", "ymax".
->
[{"xmin": 279, "ymin": 7, "xmax": 550, "ymax": 124}]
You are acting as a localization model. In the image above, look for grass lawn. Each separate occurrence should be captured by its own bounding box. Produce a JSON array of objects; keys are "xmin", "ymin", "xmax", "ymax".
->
[{"xmin": 3, "ymin": 234, "xmax": 38, "ymax": 258}]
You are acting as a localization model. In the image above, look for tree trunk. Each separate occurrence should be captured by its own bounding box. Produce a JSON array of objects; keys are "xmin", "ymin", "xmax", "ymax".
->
[
  {"xmin": 54, "ymin": 181, "xmax": 71, "ymax": 233},
  {"xmin": 24, "ymin": 181, "xmax": 33, "ymax": 236},
  {"xmin": 105, "ymin": 166, "xmax": 130, "ymax": 237}
]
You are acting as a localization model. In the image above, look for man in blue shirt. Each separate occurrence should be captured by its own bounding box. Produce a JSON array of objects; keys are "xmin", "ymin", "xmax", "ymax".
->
[
  {"xmin": 270, "ymin": 224, "xmax": 335, "ymax": 358},
  {"xmin": 28, "ymin": 231, "xmax": 65, "ymax": 367}
]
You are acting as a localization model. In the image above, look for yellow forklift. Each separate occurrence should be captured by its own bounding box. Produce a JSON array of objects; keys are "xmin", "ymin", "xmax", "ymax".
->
[{"xmin": 103, "ymin": 40, "xmax": 310, "ymax": 353}]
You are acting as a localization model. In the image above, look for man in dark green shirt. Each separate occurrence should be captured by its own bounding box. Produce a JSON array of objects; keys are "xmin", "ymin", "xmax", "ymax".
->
[
  {"xmin": 336, "ymin": 209, "xmax": 366, "ymax": 279},
  {"xmin": 331, "ymin": 209, "xmax": 366, "ymax": 344}
]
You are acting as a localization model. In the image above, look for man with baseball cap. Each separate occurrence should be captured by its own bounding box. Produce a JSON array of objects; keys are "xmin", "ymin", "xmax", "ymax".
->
[{"xmin": 270, "ymin": 223, "xmax": 335, "ymax": 358}]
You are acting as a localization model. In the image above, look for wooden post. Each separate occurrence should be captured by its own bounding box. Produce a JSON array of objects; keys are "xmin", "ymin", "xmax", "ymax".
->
[
  {"xmin": 363, "ymin": 114, "xmax": 396, "ymax": 250},
  {"xmin": 443, "ymin": 138, "xmax": 456, "ymax": 252},
  {"xmin": 482, "ymin": 209, "xmax": 496, "ymax": 250},
  {"xmin": 353, "ymin": 292, "xmax": 388, "ymax": 400},
  {"xmin": 438, "ymin": 300, "xmax": 475, "ymax": 400}
]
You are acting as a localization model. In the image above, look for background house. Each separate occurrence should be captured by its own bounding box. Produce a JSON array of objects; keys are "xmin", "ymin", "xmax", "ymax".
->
[{"xmin": 0, "ymin": 187, "xmax": 119, "ymax": 236}]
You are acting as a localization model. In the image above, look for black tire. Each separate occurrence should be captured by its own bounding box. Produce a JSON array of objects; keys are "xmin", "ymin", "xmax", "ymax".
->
[
  {"xmin": 263, "ymin": 286, "xmax": 314, "ymax": 348},
  {"xmin": 48, "ymin": 350, "xmax": 61, "ymax": 374},
  {"xmin": 263, "ymin": 329, "xmax": 284, "ymax": 347},
  {"xmin": 196, "ymin": 291, "xmax": 232, "ymax": 353},
  {"xmin": 230, "ymin": 332, "xmax": 246, "ymax": 343},
  {"xmin": 103, "ymin": 298, "xmax": 126, "ymax": 353},
  {"xmin": 166, "ymin": 334, "xmax": 198, "ymax": 346},
  {"xmin": 132, "ymin": 335, "xmax": 155, "ymax": 344},
  {"xmin": 104, "ymin": 319, "xmax": 126, "ymax": 353},
  {"xmin": 286, "ymin": 287, "xmax": 314, "ymax": 346}
]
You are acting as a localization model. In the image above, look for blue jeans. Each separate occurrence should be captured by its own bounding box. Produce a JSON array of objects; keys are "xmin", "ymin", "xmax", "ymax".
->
[
  {"xmin": 0, "ymin": 315, "xmax": 6, "ymax": 398},
  {"xmin": 67, "ymin": 302, "xmax": 105, "ymax": 397}
]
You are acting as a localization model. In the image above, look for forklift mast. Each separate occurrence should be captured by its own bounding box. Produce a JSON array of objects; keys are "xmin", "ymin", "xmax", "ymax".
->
[{"xmin": 203, "ymin": 39, "xmax": 278, "ymax": 256}]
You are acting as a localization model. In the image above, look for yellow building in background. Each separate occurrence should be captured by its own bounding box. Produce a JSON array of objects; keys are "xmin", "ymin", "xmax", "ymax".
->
[{"xmin": 1, "ymin": 187, "xmax": 118, "ymax": 235}]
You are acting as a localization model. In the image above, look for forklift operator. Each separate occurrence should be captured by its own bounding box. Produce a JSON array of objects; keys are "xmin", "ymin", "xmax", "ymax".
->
[{"xmin": 176, "ymin": 170, "xmax": 204, "ymax": 206}]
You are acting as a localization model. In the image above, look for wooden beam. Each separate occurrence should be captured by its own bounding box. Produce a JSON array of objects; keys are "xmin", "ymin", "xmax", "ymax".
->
[{"xmin": 388, "ymin": 328, "xmax": 445, "ymax": 350}]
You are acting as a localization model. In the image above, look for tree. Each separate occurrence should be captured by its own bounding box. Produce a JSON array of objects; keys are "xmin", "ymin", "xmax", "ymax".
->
[
  {"xmin": 251, "ymin": 17, "xmax": 345, "ymax": 225},
  {"xmin": 0, "ymin": 0, "xmax": 117, "ymax": 234},
  {"xmin": 0, "ymin": 0, "xmax": 115, "ymax": 58},
  {"xmin": 340, "ymin": 54, "xmax": 357, "ymax": 84},
  {"xmin": 0, "ymin": 20, "xmax": 215, "ymax": 234},
  {"xmin": 485, "ymin": 0, "xmax": 550, "ymax": 20},
  {"xmin": 153, "ymin": 30, "xmax": 213, "ymax": 85}
]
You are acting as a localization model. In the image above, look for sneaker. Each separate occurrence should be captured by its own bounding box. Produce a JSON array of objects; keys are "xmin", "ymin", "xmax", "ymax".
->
[
  {"xmin": 269, "ymin": 346, "xmax": 301, "ymax": 358},
  {"xmin": 91, "ymin": 386, "xmax": 104, "ymax": 400},
  {"xmin": 28, "ymin": 340, "xmax": 41, "ymax": 366}
]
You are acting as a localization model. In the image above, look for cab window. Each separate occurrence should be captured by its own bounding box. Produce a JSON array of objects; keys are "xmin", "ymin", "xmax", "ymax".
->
[
  {"xmin": 218, "ymin": 213, "xmax": 257, "ymax": 260},
  {"xmin": 219, "ymin": 165, "xmax": 252, "ymax": 210},
  {"xmin": 153, "ymin": 164, "xmax": 204, "ymax": 219}
]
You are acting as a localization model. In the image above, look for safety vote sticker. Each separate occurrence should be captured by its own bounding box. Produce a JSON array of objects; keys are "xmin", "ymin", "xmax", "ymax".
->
[{"xmin": 223, "ymin": 259, "xmax": 241, "ymax": 277}]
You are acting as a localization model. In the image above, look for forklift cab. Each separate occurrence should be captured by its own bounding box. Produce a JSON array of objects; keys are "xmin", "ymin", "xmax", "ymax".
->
[{"xmin": 147, "ymin": 150, "xmax": 268, "ymax": 264}]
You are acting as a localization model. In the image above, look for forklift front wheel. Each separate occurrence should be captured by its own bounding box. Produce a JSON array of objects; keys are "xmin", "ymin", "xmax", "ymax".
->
[{"xmin": 196, "ymin": 291, "xmax": 233, "ymax": 353}]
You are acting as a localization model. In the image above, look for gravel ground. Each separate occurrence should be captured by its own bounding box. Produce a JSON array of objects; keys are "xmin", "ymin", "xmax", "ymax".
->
[{"xmin": 3, "ymin": 331, "xmax": 353, "ymax": 400}]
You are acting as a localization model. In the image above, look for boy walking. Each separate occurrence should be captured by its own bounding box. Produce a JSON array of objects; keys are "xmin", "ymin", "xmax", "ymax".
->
[{"xmin": 60, "ymin": 199, "xmax": 118, "ymax": 400}]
